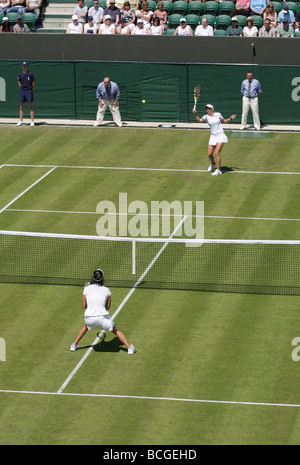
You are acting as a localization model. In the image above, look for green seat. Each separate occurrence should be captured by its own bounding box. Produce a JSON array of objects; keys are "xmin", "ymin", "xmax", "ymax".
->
[
  {"xmin": 7, "ymin": 12, "xmax": 19, "ymax": 25},
  {"xmin": 168, "ymin": 13, "xmax": 184, "ymax": 28},
  {"xmin": 98, "ymin": 0, "xmax": 107, "ymax": 7},
  {"xmin": 251, "ymin": 15, "xmax": 263, "ymax": 28},
  {"xmin": 164, "ymin": 27, "xmax": 177, "ymax": 35},
  {"xmin": 295, "ymin": 31, "xmax": 300, "ymax": 37},
  {"xmin": 218, "ymin": 1, "xmax": 234, "ymax": 16},
  {"xmin": 214, "ymin": 29, "xmax": 226, "ymax": 36},
  {"xmin": 162, "ymin": 1, "xmax": 172, "ymax": 15},
  {"xmin": 216, "ymin": 14, "xmax": 231, "ymax": 30},
  {"xmin": 199, "ymin": 14, "xmax": 215, "ymax": 28},
  {"xmin": 284, "ymin": 2, "xmax": 297, "ymax": 15},
  {"xmin": 172, "ymin": 1, "xmax": 188, "ymax": 16},
  {"xmin": 22, "ymin": 12, "xmax": 36, "ymax": 30},
  {"xmin": 0, "ymin": 12, "xmax": 3, "ymax": 22},
  {"xmin": 272, "ymin": 1, "xmax": 282, "ymax": 13},
  {"xmin": 147, "ymin": 0, "xmax": 157, "ymax": 11},
  {"xmin": 203, "ymin": 1, "xmax": 219, "ymax": 17},
  {"xmin": 187, "ymin": 1, "xmax": 203, "ymax": 16},
  {"xmin": 84, "ymin": 0, "xmax": 93, "ymax": 7},
  {"xmin": 235, "ymin": 15, "xmax": 247, "ymax": 27},
  {"xmin": 184, "ymin": 14, "xmax": 199, "ymax": 30}
]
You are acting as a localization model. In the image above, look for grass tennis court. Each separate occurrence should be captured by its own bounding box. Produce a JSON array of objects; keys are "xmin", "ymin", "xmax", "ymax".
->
[{"xmin": 1, "ymin": 125, "xmax": 300, "ymax": 445}]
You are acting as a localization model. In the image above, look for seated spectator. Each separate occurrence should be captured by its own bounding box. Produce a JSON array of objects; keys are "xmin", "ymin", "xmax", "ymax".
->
[
  {"xmin": 7, "ymin": 0, "xmax": 25, "ymax": 15},
  {"xmin": 150, "ymin": 15, "xmax": 163, "ymax": 35},
  {"xmin": 243, "ymin": 16, "xmax": 258, "ymax": 36},
  {"xmin": 120, "ymin": 1, "xmax": 135, "ymax": 31},
  {"xmin": 13, "ymin": 14, "xmax": 29, "ymax": 31},
  {"xmin": 132, "ymin": 17, "xmax": 148, "ymax": 34},
  {"xmin": 99, "ymin": 14, "xmax": 116, "ymax": 33},
  {"xmin": 226, "ymin": 16, "xmax": 243, "ymax": 36},
  {"xmin": 74, "ymin": 0, "xmax": 87, "ymax": 24},
  {"xmin": 249, "ymin": 0, "xmax": 266, "ymax": 17},
  {"xmin": 174, "ymin": 17, "xmax": 193, "ymax": 35},
  {"xmin": 116, "ymin": 16, "xmax": 131, "ymax": 33},
  {"xmin": 136, "ymin": 1, "xmax": 153, "ymax": 29},
  {"xmin": 88, "ymin": 0, "xmax": 104, "ymax": 27},
  {"xmin": 103, "ymin": 0, "xmax": 120, "ymax": 24},
  {"xmin": 66, "ymin": 14, "xmax": 83, "ymax": 33},
  {"xmin": 0, "ymin": 0, "xmax": 10, "ymax": 16},
  {"xmin": 277, "ymin": 18, "xmax": 294, "ymax": 37},
  {"xmin": 195, "ymin": 16, "xmax": 214, "ymax": 36},
  {"xmin": 230, "ymin": 0, "xmax": 250, "ymax": 18},
  {"xmin": 24, "ymin": 0, "xmax": 41, "ymax": 20},
  {"xmin": 84, "ymin": 15, "xmax": 98, "ymax": 33},
  {"xmin": 0, "ymin": 15, "xmax": 12, "ymax": 31},
  {"xmin": 258, "ymin": 17, "xmax": 276, "ymax": 36},
  {"xmin": 277, "ymin": 5, "xmax": 295, "ymax": 27},
  {"xmin": 153, "ymin": 1, "xmax": 168, "ymax": 29},
  {"xmin": 295, "ymin": 8, "xmax": 300, "ymax": 32},
  {"xmin": 263, "ymin": 2, "xmax": 277, "ymax": 28}
]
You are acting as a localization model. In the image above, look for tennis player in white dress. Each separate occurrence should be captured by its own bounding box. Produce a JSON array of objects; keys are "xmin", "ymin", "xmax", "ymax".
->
[
  {"xmin": 70, "ymin": 269, "xmax": 137, "ymax": 355},
  {"xmin": 193, "ymin": 104, "xmax": 236, "ymax": 176}
]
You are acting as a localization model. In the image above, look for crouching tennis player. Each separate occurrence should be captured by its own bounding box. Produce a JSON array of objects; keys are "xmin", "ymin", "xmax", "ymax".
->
[
  {"xmin": 70, "ymin": 269, "xmax": 137, "ymax": 355},
  {"xmin": 193, "ymin": 104, "xmax": 236, "ymax": 176}
]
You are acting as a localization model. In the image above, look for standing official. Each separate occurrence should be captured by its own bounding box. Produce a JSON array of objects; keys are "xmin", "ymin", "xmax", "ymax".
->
[
  {"xmin": 16, "ymin": 61, "xmax": 35, "ymax": 127},
  {"xmin": 94, "ymin": 77, "xmax": 122, "ymax": 127},
  {"xmin": 240, "ymin": 71, "xmax": 262, "ymax": 131}
]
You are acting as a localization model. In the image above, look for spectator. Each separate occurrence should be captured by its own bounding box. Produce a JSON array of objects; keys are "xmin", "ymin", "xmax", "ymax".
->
[
  {"xmin": 243, "ymin": 16, "xmax": 258, "ymax": 36},
  {"xmin": 230, "ymin": 0, "xmax": 250, "ymax": 18},
  {"xmin": 258, "ymin": 17, "xmax": 276, "ymax": 36},
  {"xmin": 132, "ymin": 17, "xmax": 148, "ymax": 34},
  {"xmin": 240, "ymin": 71, "xmax": 262, "ymax": 131},
  {"xmin": 249, "ymin": 0, "xmax": 266, "ymax": 17},
  {"xmin": 263, "ymin": 2, "xmax": 277, "ymax": 28},
  {"xmin": 7, "ymin": 0, "xmax": 25, "ymax": 15},
  {"xmin": 0, "ymin": 0, "xmax": 10, "ymax": 16},
  {"xmin": 226, "ymin": 16, "xmax": 243, "ymax": 36},
  {"xmin": 174, "ymin": 17, "xmax": 193, "ymax": 35},
  {"xmin": 94, "ymin": 77, "xmax": 122, "ymax": 127},
  {"xmin": 84, "ymin": 15, "xmax": 98, "ymax": 33},
  {"xmin": 153, "ymin": 1, "xmax": 168, "ymax": 29},
  {"xmin": 74, "ymin": 0, "xmax": 87, "ymax": 24},
  {"xmin": 120, "ymin": 1, "xmax": 135, "ymax": 31},
  {"xmin": 277, "ymin": 18, "xmax": 294, "ymax": 37},
  {"xmin": 98, "ymin": 14, "xmax": 116, "ymax": 33},
  {"xmin": 0, "ymin": 15, "xmax": 12, "ymax": 31},
  {"xmin": 195, "ymin": 16, "xmax": 214, "ymax": 36},
  {"xmin": 13, "ymin": 14, "xmax": 29, "ymax": 31},
  {"xmin": 295, "ymin": 8, "xmax": 300, "ymax": 32},
  {"xmin": 66, "ymin": 15, "xmax": 83, "ymax": 33},
  {"xmin": 88, "ymin": 0, "xmax": 104, "ymax": 26},
  {"xmin": 150, "ymin": 15, "xmax": 163, "ymax": 35},
  {"xmin": 24, "ymin": 0, "xmax": 42, "ymax": 21},
  {"xmin": 116, "ymin": 16, "xmax": 130, "ymax": 33},
  {"xmin": 136, "ymin": 1, "xmax": 153, "ymax": 30},
  {"xmin": 277, "ymin": 5, "xmax": 295, "ymax": 27},
  {"xmin": 103, "ymin": 0, "xmax": 120, "ymax": 25}
]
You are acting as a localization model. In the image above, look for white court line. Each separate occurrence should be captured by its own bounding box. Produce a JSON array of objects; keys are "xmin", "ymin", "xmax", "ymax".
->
[
  {"xmin": 57, "ymin": 216, "xmax": 187, "ymax": 394},
  {"xmin": 0, "ymin": 167, "xmax": 57, "ymax": 214},
  {"xmin": 1, "ymin": 388, "xmax": 300, "ymax": 409},
  {"xmin": 5, "ymin": 208, "xmax": 300, "ymax": 222},
  {"xmin": 3, "ymin": 163, "xmax": 300, "ymax": 176}
]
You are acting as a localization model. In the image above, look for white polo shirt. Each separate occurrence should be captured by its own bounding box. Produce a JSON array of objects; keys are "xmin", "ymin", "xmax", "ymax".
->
[{"xmin": 83, "ymin": 284, "xmax": 111, "ymax": 317}]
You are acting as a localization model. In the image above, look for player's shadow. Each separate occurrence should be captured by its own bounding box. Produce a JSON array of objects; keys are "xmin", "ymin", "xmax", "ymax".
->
[
  {"xmin": 93, "ymin": 337, "xmax": 127, "ymax": 353},
  {"xmin": 221, "ymin": 166, "xmax": 235, "ymax": 173}
]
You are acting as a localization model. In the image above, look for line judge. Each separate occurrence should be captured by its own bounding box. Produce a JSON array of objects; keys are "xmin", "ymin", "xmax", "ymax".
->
[
  {"xmin": 94, "ymin": 76, "xmax": 122, "ymax": 127},
  {"xmin": 240, "ymin": 71, "xmax": 262, "ymax": 131}
]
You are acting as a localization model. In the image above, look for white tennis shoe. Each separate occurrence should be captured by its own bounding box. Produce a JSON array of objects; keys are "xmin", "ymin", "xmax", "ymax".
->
[
  {"xmin": 208, "ymin": 163, "xmax": 216, "ymax": 172},
  {"xmin": 16, "ymin": 121, "xmax": 23, "ymax": 126},
  {"xmin": 70, "ymin": 343, "xmax": 79, "ymax": 351},
  {"xmin": 212, "ymin": 169, "xmax": 222, "ymax": 176},
  {"xmin": 128, "ymin": 344, "xmax": 137, "ymax": 355}
]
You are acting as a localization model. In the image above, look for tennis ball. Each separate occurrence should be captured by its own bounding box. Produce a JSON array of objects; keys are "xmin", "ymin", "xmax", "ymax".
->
[{"xmin": 142, "ymin": 99, "xmax": 146, "ymax": 103}]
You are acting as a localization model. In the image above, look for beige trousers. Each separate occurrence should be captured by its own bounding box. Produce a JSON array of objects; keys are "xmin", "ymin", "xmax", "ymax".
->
[
  {"xmin": 241, "ymin": 96, "xmax": 261, "ymax": 130},
  {"xmin": 95, "ymin": 100, "xmax": 122, "ymax": 127}
]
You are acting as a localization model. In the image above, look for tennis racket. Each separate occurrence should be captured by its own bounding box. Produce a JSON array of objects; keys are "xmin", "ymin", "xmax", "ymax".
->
[{"xmin": 193, "ymin": 85, "xmax": 201, "ymax": 111}]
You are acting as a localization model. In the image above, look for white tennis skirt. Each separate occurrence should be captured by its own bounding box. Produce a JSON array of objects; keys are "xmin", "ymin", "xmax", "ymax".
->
[
  {"xmin": 208, "ymin": 133, "xmax": 228, "ymax": 146},
  {"xmin": 85, "ymin": 315, "xmax": 115, "ymax": 332}
]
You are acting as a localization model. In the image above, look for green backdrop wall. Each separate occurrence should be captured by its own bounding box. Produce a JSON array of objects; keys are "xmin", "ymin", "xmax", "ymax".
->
[{"xmin": 1, "ymin": 60, "xmax": 300, "ymax": 124}]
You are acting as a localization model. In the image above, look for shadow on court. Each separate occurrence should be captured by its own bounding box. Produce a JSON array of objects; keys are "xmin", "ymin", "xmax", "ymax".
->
[{"xmin": 79, "ymin": 337, "xmax": 127, "ymax": 353}]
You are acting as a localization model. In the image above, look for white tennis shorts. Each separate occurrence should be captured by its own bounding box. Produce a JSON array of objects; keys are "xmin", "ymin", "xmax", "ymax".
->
[
  {"xmin": 85, "ymin": 315, "xmax": 115, "ymax": 332},
  {"xmin": 208, "ymin": 133, "xmax": 228, "ymax": 146}
]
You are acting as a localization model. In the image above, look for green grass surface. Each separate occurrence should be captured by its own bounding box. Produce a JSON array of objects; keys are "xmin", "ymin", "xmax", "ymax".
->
[{"xmin": 1, "ymin": 126, "xmax": 300, "ymax": 445}]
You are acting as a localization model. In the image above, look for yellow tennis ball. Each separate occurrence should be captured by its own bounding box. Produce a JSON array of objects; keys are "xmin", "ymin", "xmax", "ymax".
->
[{"xmin": 142, "ymin": 99, "xmax": 146, "ymax": 103}]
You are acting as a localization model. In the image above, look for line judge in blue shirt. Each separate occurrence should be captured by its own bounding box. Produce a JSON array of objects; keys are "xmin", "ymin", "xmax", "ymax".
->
[
  {"xmin": 240, "ymin": 71, "xmax": 262, "ymax": 131},
  {"xmin": 94, "ymin": 77, "xmax": 122, "ymax": 127}
]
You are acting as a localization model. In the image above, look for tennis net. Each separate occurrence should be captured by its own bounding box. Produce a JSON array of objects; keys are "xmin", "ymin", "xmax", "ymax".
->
[{"xmin": 0, "ymin": 230, "xmax": 299, "ymax": 296}]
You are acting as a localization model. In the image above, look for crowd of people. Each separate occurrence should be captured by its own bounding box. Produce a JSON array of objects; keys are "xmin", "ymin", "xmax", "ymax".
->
[{"xmin": 1, "ymin": 0, "xmax": 300, "ymax": 36}]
